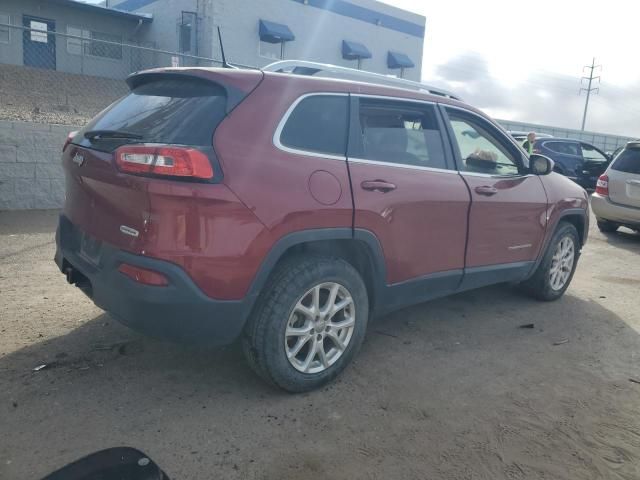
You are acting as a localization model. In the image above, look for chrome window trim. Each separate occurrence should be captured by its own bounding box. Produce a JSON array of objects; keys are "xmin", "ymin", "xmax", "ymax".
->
[
  {"xmin": 459, "ymin": 171, "xmax": 534, "ymax": 179},
  {"xmin": 273, "ymin": 92, "xmax": 349, "ymax": 161},
  {"xmin": 353, "ymin": 93, "xmax": 436, "ymax": 107},
  {"xmin": 348, "ymin": 157, "xmax": 458, "ymax": 174}
]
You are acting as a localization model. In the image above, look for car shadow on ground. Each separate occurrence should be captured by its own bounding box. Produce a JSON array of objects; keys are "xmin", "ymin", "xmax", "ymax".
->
[
  {"xmin": 2, "ymin": 285, "xmax": 640, "ymax": 480},
  {"xmin": 599, "ymin": 227, "xmax": 640, "ymax": 254}
]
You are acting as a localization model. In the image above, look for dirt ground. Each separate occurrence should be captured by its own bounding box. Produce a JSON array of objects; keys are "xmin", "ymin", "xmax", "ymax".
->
[{"xmin": 1, "ymin": 210, "xmax": 639, "ymax": 480}]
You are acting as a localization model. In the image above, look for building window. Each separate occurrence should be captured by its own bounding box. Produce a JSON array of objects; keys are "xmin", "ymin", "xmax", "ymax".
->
[
  {"xmin": 66, "ymin": 26, "xmax": 122, "ymax": 60},
  {"xmin": 259, "ymin": 40, "xmax": 284, "ymax": 60},
  {"xmin": 178, "ymin": 12, "xmax": 196, "ymax": 54},
  {"xmin": 0, "ymin": 13, "xmax": 10, "ymax": 44},
  {"xmin": 30, "ymin": 20, "xmax": 49, "ymax": 43},
  {"xmin": 89, "ymin": 31, "xmax": 122, "ymax": 59}
]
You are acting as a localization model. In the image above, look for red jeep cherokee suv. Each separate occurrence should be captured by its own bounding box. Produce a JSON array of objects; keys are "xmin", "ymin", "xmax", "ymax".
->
[{"xmin": 56, "ymin": 66, "xmax": 588, "ymax": 392}]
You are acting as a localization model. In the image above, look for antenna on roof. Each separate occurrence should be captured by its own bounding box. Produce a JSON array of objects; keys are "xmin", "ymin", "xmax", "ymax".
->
[{"xmin": 217, "ymin": 26, "xmax": 231, "ymax": 69}]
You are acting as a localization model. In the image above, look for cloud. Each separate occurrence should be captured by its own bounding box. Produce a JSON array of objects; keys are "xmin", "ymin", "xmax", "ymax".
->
[{"xmin": 431, "ymin": 53, "xmax": 640, "ymax": 138}]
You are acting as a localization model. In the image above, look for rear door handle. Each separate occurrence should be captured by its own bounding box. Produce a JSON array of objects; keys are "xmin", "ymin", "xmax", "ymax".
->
[
  {"xmin": 361, "ymin": 180, "xmax": 397, "ymax": 193},
  {"xmin": 626, "ymin": 179, "xmax": 640, "ymax": 186},
  {"xmin": 475, "ymin": 185, "xmax": 498, "ymax": 196}
]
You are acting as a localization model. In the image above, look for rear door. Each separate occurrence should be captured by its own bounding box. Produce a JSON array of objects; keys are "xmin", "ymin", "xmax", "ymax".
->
[
  {"xmin": 347, "ymin": 96, "xmax": 470, "ymax": 290},
  {"xmin": 608, "ymin": 146, "xmax": 640, "ymax": 208},
  {"xmin": 579, "ymin": 142, "xmax": 610, "ymax": 180},
  {"xmin": 442, "ymin": 106, "xmax": 548, "ymax": 270}
]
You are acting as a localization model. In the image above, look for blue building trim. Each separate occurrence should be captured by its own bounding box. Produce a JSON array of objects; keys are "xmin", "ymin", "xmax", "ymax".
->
[
  {"xmin": 115, "ymin": 0, "xmax": 425, "ymax": 38},
  {"xmin": 291, "ymin": 0, "xmax": 425, "ymax": 38}
]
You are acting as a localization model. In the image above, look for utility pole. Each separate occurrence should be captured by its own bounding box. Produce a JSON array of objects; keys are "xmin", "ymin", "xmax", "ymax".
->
[{"xmin": 579, "ymin": 57, "xmax": 601, "ymax": 131}]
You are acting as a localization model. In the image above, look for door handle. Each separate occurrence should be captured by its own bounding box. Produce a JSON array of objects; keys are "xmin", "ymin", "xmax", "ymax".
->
[
  {"xmin": 626, "ymin": 179, "xmax": 640, "ymax": 186},
  {"xmin": 475, "ymin": 185, "xmax": 498, "ymax": 196},
  {"xmin": 361, "ymin": 180, "xmax": 397, "ymax": 193}
]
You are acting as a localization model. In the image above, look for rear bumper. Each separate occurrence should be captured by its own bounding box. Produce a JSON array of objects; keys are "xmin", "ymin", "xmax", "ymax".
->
[
  {"xmin": 591, "ymin": 193, "xmax": 640, "ymax": 227},
  {"xmin": 55, "ymin": 215, "xmax": 252, "ymax": 346}
]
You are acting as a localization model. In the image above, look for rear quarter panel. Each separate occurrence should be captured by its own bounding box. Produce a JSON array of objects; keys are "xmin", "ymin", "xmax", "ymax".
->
[{"xmin": 213, "ymin": 74, "xmax": 354, "ymax": 255}]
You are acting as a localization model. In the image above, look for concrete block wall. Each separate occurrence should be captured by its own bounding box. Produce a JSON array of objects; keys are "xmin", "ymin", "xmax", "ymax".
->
[{"xmin": 0, "ymin": 120, "xmax": 76, "ymax": 210}]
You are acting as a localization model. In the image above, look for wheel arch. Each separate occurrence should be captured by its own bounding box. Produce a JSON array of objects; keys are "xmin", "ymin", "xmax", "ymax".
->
[{"xmin": 246, "ymin": 228, "xmax": 387, "ymax": 313}]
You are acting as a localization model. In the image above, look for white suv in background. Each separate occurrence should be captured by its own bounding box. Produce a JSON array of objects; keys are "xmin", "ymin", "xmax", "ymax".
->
[{"xmin": 592, "ymin": 141, "xmax": 640, "ymax": 233}]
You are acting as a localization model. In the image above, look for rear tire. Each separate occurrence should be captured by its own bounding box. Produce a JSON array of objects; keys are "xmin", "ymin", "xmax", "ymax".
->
[
  {"xmin": 520, "ymin": 222, "xmax": 580, "ymax": 301},
  {"xmin": 242, "ymin": 255, "xmax": 368, "ymax": 393},
  {"xmin": 597, "ymin": 220, "xmax": 618, "ymax": 233}
]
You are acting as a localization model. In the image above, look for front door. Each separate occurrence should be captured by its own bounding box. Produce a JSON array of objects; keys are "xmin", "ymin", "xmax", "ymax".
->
[
  {"xmin": 23, "ymin": 16, "xmax": 56, "ymax": 70},
  {"xmin": 348, "ymin": 96, "xmax": 470, "ymax": 305},
  {"xmin": 442, "ymin": 106, "xmax": 548, "ymax": 274}
]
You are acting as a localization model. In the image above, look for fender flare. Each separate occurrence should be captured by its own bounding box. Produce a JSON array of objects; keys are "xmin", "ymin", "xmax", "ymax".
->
[
  {"xmin": 525, "ymin": 207, "xmax": 588, "ymax": 279},
  {"xmin": 244, "ymin": 228, "xmax": 388, "ymax": 307}
]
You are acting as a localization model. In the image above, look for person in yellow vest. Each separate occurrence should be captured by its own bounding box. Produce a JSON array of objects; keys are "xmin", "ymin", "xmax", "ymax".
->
[{"xmin": 522, "ymin": 132, "xmax": 536, "ymax": 155}]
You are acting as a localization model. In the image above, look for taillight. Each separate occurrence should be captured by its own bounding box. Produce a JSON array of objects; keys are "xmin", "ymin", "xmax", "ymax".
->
[
  {"xmin": 115, "ymin": 145, "xmax": 214, "ymax": 180},
  {"xmin": 63, "ymin": 131, "xmax": 78, "ymax": 152},
  {"xmin": 118, "ymin": 263, "xmax": 169, "ymax": 286},
  {"xmin": 595, "ymin": 174, "xmax": 609, "ymax": 196}
]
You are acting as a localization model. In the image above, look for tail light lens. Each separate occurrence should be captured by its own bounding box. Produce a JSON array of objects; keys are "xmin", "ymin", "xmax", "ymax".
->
[
  {"xmin": 115, "ymin": 145, "xmax": 214, "ymax": 180},
  {"xmin": 63, "ymin": 131, "xmax": 78, "ymax": 152},
  {"xmin": 118, "ymin": 263, "xmax": 168, "ymax": 286},
  {"xmin": 595, "ymin": 174, "xmax": 609, "ymax": 196}
]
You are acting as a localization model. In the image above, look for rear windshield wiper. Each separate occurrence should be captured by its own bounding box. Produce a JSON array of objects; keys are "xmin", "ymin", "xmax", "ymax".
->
[{"xmin": 84, "ymin": 130, "xmax": 144, "ymax": 141}]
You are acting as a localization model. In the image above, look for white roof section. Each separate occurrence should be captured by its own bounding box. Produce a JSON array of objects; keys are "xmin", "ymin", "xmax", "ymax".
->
[{"xmin": 263, "ymin": 60, "xmax": 460, "ymax": 100}]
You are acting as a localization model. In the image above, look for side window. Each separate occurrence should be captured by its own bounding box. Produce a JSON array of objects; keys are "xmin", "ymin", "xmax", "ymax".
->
[
  {"xmin": 279, "ymin": 95, "xmax": 348, "ymax": 156},
  {"xmin": 446, "ymin": 109, "xmax": 520, "ymax": 175},
  {"xmin": 546, "ymin": 141, "xmax": 579, "ymax": 156},
  {"xmin": 0, "ymin": 13, "xmax": 10, "ymax": 44},
  {"xmin": 580, "ymin": 143, "xmax": 608, "ymax": 162},
  {"xmin": 356, "ymin": 99, "xmax": 447, "ymax": 169}
]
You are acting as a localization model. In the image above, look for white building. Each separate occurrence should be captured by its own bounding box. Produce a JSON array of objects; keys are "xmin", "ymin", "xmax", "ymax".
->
[{"xmin": 110, "ymin": 0, "xmax": 425, "ymax": 80}]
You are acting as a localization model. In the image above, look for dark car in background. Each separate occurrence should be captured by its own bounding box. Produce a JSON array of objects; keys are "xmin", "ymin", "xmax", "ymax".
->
[{"xmin": 533, "ymin": 138, "xmax": 610, "ymax": 189}]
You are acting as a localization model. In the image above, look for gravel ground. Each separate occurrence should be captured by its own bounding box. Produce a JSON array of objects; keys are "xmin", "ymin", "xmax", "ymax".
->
[{"xmin": 1, "ymin": 209, "xmax": 639, "ymax": 480}]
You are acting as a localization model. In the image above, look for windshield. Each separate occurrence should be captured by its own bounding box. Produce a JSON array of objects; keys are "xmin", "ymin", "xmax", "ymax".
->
[{"xmin": 74, "ymin": 77, "xmax": 227, "ymax": 152}]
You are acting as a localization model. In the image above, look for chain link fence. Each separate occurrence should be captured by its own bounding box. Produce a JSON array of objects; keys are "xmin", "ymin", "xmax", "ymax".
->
[{"xmin": 0, "ymin": 22, "xmax": 232, "ymax": 126}]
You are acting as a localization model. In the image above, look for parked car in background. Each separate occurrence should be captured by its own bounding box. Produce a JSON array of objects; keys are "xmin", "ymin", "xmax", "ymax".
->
[
  {"xmin": 533, "ymin": 138, "xmax": 610, "ymax": 189},
  {"xmin": 509, "ymin": 131, "xmax": 553, "ymax": 143},
  {"xmin": 55, "ymin": 63, "xmax": 589, "ymax": 392},
  {"xmin": 591, "ymin": 141, "xmax": 640, "ymax": 233}
]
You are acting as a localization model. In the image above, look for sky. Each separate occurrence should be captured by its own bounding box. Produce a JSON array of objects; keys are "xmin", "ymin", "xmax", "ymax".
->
[
  {"xmin": 383, "ymin": 0, "xmax": 639, "ymax": 137},
  {"xmin": 83, "ymin": 0, "xmax": 639, "ymax": 137}
]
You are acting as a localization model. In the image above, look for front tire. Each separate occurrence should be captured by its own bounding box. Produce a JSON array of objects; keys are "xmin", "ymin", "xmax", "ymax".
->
[
  {"xmin": 242, "ymin": 255, "xmax": 369, "ymax": 393},
  {"xmin": 521, "ymin": 222, "xmax": 580, "ymax": 301}
]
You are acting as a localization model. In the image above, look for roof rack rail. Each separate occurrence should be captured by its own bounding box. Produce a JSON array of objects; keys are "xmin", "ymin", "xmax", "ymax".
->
[{"xmin": 263, "ymin": 60, "xmax": 461, "ymax": 101}]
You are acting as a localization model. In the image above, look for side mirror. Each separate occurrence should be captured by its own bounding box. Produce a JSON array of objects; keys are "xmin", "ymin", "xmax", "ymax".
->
[
  {"xmin": 530, "ymin": 154, "xmax": 555, "ymax": 175},
  {"xmin": 41, "ymin": 448, "xmax": 168, "ymax": 480}
]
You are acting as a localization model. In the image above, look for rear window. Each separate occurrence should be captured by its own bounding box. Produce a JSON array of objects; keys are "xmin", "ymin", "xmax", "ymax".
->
[
  {"xmin": 279, "ymin": 95, "xmax": 348, "ymax": 156},
  {"xmin": 75, "ymin": 77, "xmax": 227, "ymax": 151},
  {"xmin": 611, "ymin": 148, "xmax": 640, "ymax": 174}
]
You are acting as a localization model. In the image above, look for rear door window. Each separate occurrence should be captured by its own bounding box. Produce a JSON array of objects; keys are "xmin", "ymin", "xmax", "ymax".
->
[
  {"xmin": 353, "ymin": 98, "xmax": 448, "ymax": 169},
  {"xmin": 611, "ymin": 148, "xmax": 640, "ymax": 174},
  {"xmin": 279, "ymin": 95, "xmax": 349, "ymax": 156},
  {"xmin": 544, "ymin": 141, "xmax": 580, "ymax": 156},
  {"xmin": 75, "ymin": 77, "xmax": 227, "ymax": 151}
]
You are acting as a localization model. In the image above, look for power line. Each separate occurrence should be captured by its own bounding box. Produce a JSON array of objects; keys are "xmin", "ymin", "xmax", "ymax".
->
[{"xmin": 579, "ymin": 58, "xmax": 601, "ymax": 131}]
